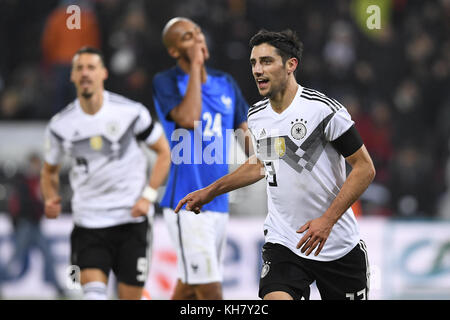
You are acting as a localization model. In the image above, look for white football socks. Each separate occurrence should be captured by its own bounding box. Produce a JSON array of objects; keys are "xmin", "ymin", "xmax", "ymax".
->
[{"xmin": 82, "ymin": 281, "xmax": 107, "ymax": 300}]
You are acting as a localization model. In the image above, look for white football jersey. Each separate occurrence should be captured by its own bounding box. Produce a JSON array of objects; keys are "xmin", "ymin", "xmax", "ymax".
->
[
  {"xmin": 248, "ymin": 85, "xmax": 360, "ymax": 261},
  {"xmin": 44, "ymin": 90, "xmax": 163, "ymax": 228}
]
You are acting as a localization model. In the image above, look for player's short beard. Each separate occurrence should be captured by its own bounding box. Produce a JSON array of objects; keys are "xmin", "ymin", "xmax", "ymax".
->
[
  {"xmin": 81, "ymin": 90, "xmax": 93, "ymax": 99},
  {"xmin": 265, "ymin": 78, "xmax": 288, "ymax": 99}
]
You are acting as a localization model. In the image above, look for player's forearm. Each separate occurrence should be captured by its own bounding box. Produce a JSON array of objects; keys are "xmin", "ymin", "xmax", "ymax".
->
[
  {"xmin": 171, "ymin": 64, "xmax": 203, "ymax": 128},
  {"xmin": 148, "ymin": 149, "xmax": 171, "ymax": 190},
  {"xmin": 40, "ymin": 168, "xmax": 60, "ymax": 200},
  {"xmin": 322, "ymin": 161, "xmax": 375, "ymax": 224},
  {"xmin": 206, "ymin": 155, "xmax": 265, "ymax": 198}
]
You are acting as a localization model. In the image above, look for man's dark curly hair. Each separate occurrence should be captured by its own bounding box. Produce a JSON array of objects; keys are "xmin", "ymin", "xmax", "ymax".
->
[{"xmin": 249, "ymin": 29, "xmax": 303, "ymax": 73}]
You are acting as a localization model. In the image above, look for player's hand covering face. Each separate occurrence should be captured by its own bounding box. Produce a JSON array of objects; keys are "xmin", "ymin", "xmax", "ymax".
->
[{"xmin": 167, "ymin": 20, "xmax": 210, "ymax": 63}]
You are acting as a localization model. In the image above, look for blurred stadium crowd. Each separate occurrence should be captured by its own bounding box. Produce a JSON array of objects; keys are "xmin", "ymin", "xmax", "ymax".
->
[{"xmin": 0, "ymin": 0, "xmax": 449, "ymax": 219}]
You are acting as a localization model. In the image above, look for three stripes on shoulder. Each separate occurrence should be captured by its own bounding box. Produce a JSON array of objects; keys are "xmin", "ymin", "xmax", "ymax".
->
[
  {"xmin": 247, "ymin": 87, "xmax": 344, "ymax": 119},
  {"xmin": 300, "ymin": 87, "xmax": 344, "ymax": 113}
]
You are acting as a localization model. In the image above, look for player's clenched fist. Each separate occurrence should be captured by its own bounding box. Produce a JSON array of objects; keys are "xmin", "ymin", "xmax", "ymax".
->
[
  {"xmin": 131, "ymin": 198, "xmax": 150, "ymax": 217},
  {"xmin": 45, "ymin": 196, "xmax": 61, "ymax": 219},
  {"xmin": 187, "ymin": 42, "xmax": 207, "ymax": 67}
]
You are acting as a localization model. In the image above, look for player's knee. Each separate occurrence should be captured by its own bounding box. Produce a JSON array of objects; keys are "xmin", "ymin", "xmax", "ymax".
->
[
  {"xmin": 195, "ymin": 282, "xmax": 223, "ymax": 300},
  {"xmin": 171, "ymin": 280, "xmax": 196, "ymax": 300},
  {"xmin": 263, "ymin": 291, "xmax": 294, "ymax": 300},
  {"xmin": 118, "ymin": 283, "xmax": 143, "ymax": 300},
  {"xmin": 83, "ymin": 281, "xmax": 107, "ymax": 300}
]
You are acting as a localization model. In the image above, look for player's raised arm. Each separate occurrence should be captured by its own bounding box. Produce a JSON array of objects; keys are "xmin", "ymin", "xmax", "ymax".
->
[
  {"xmin": 167, "ymin": 43, "xmax": 205, "ymax": 129},
  {"xmin": 162, "ymin": 18, "xmax": 208, "ymax": 129},
  {"xmin": 175, "ymin": 155, "xmax": 265, "ymax": 213}
]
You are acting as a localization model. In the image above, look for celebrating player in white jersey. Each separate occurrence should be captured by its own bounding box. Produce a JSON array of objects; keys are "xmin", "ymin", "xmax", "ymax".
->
[
  {"xmin": 40, "ymin": 47, "xmax": 171, "ymax": 300},
  {"xmin": 175, "ymin": 30, "xmax": 375, "ymax": 300}
]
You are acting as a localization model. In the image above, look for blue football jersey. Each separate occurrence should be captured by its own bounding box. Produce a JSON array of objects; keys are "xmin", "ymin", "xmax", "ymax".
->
[{"xmin": 152, "ymin": 66, "xmax": 248, "ymax": 212}]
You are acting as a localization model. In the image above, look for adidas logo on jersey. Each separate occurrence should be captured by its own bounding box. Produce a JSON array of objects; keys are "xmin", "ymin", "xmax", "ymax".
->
[{"xmin": 259, "ymin": 128, "xmax": 267, "ymax": 138}]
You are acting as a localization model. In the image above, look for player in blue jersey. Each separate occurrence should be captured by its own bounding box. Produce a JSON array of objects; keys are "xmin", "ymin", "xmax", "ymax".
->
[{"xmin": 152, "ymin": 17, "xmax": 250, "ymax": 299}]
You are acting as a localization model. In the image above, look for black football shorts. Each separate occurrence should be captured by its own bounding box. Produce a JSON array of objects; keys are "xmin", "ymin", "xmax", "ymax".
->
[
  {"xmin": 259, "ymin": 240, "xmax": 370, "ymax": 300},
  {"xmin": 70, "ymin": 218, "xmax": 150, "ymax": 287}
]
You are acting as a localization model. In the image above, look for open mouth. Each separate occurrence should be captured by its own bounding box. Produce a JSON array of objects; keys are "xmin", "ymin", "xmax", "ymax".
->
[
  {"xmin": 80, "ymin": 79, "xmax": 92, "ymax": 86},
  {"xmin": 256, "ymin": 78, "xmax": 269, "ymax": 89}
]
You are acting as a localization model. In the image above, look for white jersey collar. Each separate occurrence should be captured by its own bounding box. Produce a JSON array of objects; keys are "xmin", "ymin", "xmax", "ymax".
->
[{"xmin": 268, "ymin": 84, "xmax": 303, "ymax": 119}]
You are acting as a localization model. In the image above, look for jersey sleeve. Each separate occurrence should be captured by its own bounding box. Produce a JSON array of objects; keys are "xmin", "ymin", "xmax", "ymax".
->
[
  {"xmin": 324, "ymin": 107, "xmax": 363, "ymax": 157},
  {"xmin": 152, "ymin": 72, "xmax": 183, "ymax": 122},
  {"xmin": 324, "ymin": 107, "xmax": 354, "ymax": 142},
  {"xmin": 134, "ymin": 104, "xmax": 163, "ymax": 145},
  {"xmin": 146, "ymin": 122, "xmax": 164, "ymax": 146},
  {"xmin": 229, "ymin": 76, "xmax": 249, "ymax": 129},
  {"xmin": 44, "ymin": 124, "xmax": 63, "ymax": 165},
  {"xmin": 248, "ymin": 126, "xmax": 260, "ymax": 160}
]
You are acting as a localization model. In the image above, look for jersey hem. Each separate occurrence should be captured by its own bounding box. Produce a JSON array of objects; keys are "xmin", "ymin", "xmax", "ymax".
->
[{"xmin": 265, "ymin": 237, "xmax": 360, "ymax": 262}]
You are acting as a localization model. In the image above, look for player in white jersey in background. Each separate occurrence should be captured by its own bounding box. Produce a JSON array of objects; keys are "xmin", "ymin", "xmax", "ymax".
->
[
  {"xmin": 40, "ymin": 47, "xmax": 171, "ymax": 300},
  {"xmin": 175, "ymin": 29, "xmax": 375, "ymax": 300}
]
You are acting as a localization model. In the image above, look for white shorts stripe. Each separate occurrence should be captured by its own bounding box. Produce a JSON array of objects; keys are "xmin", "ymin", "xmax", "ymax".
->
[{"xmin": 358, "ymin": 239, "xmax": 370, "ymax": 297}]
